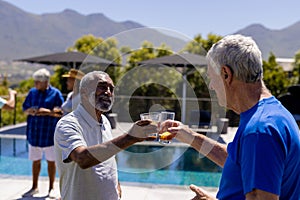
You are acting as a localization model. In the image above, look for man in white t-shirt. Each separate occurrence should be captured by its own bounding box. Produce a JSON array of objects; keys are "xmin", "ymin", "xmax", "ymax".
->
[{"xmin": 54, "ymin": 71, "xmax": 156, "ymax": 200}]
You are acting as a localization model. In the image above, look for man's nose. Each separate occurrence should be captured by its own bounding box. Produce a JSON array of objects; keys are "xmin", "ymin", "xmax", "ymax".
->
[{"xmin": 104, "ymin": 87, "xmax": 113, "ymax": 96}]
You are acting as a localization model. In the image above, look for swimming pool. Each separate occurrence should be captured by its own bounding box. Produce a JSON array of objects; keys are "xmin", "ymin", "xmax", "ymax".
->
[{"xmin": 0, "ymin": 138, "xmax": 222, "ymax": 187}]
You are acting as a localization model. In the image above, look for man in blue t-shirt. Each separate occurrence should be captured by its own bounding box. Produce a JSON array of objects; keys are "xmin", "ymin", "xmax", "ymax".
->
[
  {"xmin": 22, "ymin": 68, "xmax": 64, "ymax": 198},
  {"xmin": 164, "ymin": 34, "xmax": 300, "ymax": 199}
]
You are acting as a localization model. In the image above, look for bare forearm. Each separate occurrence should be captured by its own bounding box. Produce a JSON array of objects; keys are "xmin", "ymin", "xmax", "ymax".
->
[
  {"xmin": 71, "ymin": 120, "xmax": 155, "ymax": 169},
  {"xmin": 35, "ymin": 107, "xmax": 62, "ymax": 117},
  {"xmin": 2, "ymin": 95, "xmax": 16, "ymax": 110},
  {"xmin": 5, "ymin": 99, "xmax": 15, "ymax": 109},
  {"xmin": 76, "ymin": 134, "xmax": 139, "ymax": 168},
  {"xmin": 191, "ymin": 133, "xmax": 227, "ymax": 167},
  {"xmin": 89, "ymin": 133, "xmax": 138, "ymax": 160},
  {"xmin": 3, "ymin": 90, "xmax": 17, "ymax": 110}
]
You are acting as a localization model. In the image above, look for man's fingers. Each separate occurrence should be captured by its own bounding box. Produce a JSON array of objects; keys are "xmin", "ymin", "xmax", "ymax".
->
[
  {"xmin": 136, "ymin": 119, "xmax": 152, "ymax": 126},
  {"xmin": 189, "ymin": 184, "xmax": 213, "ymax": 200},
  {"xmin": 190, "ymin": 184, "xmax": 201, "ymax": 194},
  {"xmin": 129, "ymin": 120, "xmax": 158, "ymax": 140},
  {"xmin": 167, "ymin": 126, "xmax": 180, "ymax": 133}
]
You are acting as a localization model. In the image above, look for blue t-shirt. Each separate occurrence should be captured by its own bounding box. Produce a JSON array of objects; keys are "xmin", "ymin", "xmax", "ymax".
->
[
  {"xmin": 217, "ymin": 96, "xmax": 300, "ymax": 200},
  {"xmin": 23, "ymin": 86, "xmax": 64, "ymax": 147}
]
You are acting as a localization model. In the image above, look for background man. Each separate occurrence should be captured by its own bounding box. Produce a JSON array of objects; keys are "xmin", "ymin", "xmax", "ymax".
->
[{"xmin": 22, "ymin": 68, "xmax": 64, "ymax": 198}]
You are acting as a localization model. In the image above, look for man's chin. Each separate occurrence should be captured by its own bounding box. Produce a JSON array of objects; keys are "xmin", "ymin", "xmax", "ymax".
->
[
  {"xmin": 95, "ymin": 104, "xmax": 112, "ymax": 112},
  {"xmin": 100, "ymin": 108, "xmax": 110, "ymax": 112}
]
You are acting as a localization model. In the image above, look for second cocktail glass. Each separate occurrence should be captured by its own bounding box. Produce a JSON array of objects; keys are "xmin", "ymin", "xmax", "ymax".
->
[{"xmin": 158, "ymin": 111, "xmax": 175, "ymax": 144}]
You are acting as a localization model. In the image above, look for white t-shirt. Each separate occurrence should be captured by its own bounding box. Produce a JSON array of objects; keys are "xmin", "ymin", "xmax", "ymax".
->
[
  {"xmin": 0, "ymin": 97, "xmax": 7, "ymax": 109},
  {"xmin": 61, "ymin": 92, "xmax": 81, "ymax": 116},
  {"xmin": 54, "ymin": 104, "xmax": 119, "ymax": 200}
]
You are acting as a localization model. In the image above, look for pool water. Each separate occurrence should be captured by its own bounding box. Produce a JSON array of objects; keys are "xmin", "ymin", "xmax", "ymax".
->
[{"xmin": 0, "ymin": 138, "xmax": 222, "ymax": 187}]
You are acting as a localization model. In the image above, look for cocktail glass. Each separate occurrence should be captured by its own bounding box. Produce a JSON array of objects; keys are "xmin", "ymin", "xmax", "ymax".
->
[
  {"xmin": 158, "ymin": 111, "xmax": 175, "ymax": 144},
  {"xmin": 140, "ymin": 112, "xmax": 160, "ymax": 140}
]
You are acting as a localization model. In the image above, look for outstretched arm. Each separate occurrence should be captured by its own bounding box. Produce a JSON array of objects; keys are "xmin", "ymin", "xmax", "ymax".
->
[
  {"xmin": 68, "ymin": 120, "xmax": 157, "ymax": 169},
  {"xmin": 164, "ymin": 120, "xmax": 228, "ymax": 167},
  {"xmin": 2, "ymin": 89, "xmax": 17, "ymax": 110},
  {"xmin": 185, "ymin": 128, "xmax": 227, "ymax": 167}
]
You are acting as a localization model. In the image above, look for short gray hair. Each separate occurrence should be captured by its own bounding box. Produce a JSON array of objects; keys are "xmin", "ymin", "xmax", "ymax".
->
[
  {"xmin": 206, "ymin": 34, "xmax": 263, "ymax": 83},
  {"xmin": 79, "ymin": 71, "xmax": 110, "ymax": 93},
  {"xmin": 32, "ymin": 68, "xmax": 50, "ymax": 82}
]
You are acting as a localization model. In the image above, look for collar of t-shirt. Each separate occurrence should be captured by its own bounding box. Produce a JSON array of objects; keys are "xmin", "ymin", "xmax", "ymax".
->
[{"xmin": 76, "ymin": 104, "xmax": 111, "ymax": 142}]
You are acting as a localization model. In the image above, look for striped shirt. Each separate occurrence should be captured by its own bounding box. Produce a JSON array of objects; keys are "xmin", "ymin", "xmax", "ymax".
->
[{"xmin": 23, "ymin": 85, "xmax": 64, "ymax": 147}]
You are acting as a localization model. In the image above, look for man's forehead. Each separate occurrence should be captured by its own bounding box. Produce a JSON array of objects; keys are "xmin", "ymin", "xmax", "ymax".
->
[
  {"xmin": 96, "ymin": 74, "xmax": 114, "ymax": 85},
  {"xmin": 34, "ymin": 80, "xmax": 47, "ymax": 83},
  {"xmin": 98, "ymin": 74, "xmax": 108, "ymax": 81}
]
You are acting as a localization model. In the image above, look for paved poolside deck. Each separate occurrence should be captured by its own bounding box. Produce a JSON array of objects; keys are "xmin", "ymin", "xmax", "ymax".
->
[{"xmin": 1, "ymin": 175, "xmax": 218, "ymax": 199}]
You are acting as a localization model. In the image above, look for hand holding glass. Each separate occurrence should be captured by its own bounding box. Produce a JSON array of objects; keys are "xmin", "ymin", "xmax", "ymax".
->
[
  {"xmin": 158, "ymin": 111, "xmax": 175, "ymax": 144},
  {"xmin": 140, "ymin": 112, "xmax": 160, "ymax": 140}
]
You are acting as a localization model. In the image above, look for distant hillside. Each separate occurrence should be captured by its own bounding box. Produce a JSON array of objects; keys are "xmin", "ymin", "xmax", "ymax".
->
[
  {"xmin": 235, "ymin": 22, "xmax": 300, "ymax": 59},
  {"xmin": 0, "ymin": 0, "xmax": 186, "ymax": 61},
  {"xmin": 1, "ymin": 0, "xmax": 300, "ymax": 74}
]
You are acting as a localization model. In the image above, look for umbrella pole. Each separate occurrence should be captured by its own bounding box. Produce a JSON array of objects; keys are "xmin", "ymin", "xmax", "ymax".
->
[{"xmin": 181, "ymin": 66, "xmax": 187, "ymax": 123}]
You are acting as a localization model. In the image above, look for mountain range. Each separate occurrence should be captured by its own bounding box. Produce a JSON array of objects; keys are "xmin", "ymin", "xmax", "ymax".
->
[
  {"xmin": 235, "ymin": 23, "xmax": 300, "ymax": 59},
  {"xmin": 1, "ymin": 0, "xmax": 300, "ymax": 62},
  {"xmin": 0, "ymin": 0, "xmax": 186, "ymax": 61}
]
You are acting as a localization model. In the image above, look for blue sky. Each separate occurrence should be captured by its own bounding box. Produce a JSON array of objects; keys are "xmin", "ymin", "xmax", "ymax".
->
[{"xmin": 4, "ymin": 0, "xmax": 300, "ymax": 39}]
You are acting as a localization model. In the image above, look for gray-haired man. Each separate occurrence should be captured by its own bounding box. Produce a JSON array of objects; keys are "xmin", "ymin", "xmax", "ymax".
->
[{"xmin": 54, "ymin": 71, "xmax": 156, "ymax": 200}]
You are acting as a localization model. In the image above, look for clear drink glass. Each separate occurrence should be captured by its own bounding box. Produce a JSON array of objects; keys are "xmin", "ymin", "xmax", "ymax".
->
[
  {"xmin": 158, "ymin": 111, "xmax": 175, "ymax": 144},
  {"xmin": 140, "ymin": 112, "xmax": 160, "ymax": 140},
  {"xmin": 140, "ymin": 113, "xmax": 150, "ymax": 120}
]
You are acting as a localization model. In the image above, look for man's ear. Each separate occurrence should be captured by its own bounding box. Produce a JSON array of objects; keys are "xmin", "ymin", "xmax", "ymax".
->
[
  {"xmin": 221, "ymin": 65, "xmax": 233, "ymax": 82},
  {"xmin": 224, "ymin": 73, "xmax": 228, "ymax": 79}
]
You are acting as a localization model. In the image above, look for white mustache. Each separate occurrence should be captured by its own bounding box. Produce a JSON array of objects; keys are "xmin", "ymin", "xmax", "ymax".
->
[
  {"xmin": 88, "ymin": 92, "xmax": 114, "ymax": 111},
  {"xmin": 98, "ymin": 95, "xmax": 112, "ymax": 102}
]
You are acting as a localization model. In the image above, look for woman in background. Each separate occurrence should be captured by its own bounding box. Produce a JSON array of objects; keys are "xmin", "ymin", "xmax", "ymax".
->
[{"xmin": 61, "ymin": 69, "xmax": 85, "ymax": 116}]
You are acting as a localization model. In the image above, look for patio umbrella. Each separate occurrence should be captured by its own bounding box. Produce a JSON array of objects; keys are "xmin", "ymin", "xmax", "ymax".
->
[
  {"xmin": 14, "ymin": 51, "xmax": 117, "ymax": 69},
  {"xmin": 139, "ymin": 53, "xmax": 207, "ymax": 67},
  {"xmin": 139, "ymin": 53, "xmax": 207, "ymax": 123}
]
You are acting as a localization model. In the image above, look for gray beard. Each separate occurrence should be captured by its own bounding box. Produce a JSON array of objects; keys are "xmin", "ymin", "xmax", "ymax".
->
[{"xmin": 88, "ymin": 92, "xmax": 113, "ymax": 112}]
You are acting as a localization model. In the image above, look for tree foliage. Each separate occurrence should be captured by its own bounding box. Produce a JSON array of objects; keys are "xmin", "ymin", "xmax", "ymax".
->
[
  {"xmin": 123, "ymin": 41, "xmax": 179, "ymax": 119},
  {"xmin": 183, "ymin": 34, "xmax": 223, "ymax": 98},
  {"xmin": 0, "ymin": 83, "xmax": 27, "ymax": 126},
  {"xmin": 3, "ymin": 33, "xmax": 299, "ymax": 126},
  {"xmin": 183, "ymin": 33, "xmax": 223, "ymax": 55},
  {"xmin": 126, "ymin": 41, "xmax": 173, "ymax": 69},
  {"xmin": 293, "ymin": 50, "xmax": 300, "ymax": 84},
  {"xmin": 125, "ymin": 41, "xmax": 177, "ymax": 96},
  {"xmin": 68, "ymin": 34, "xmax": 122, "ymax": 82},
  {"xmin": 263, "ymin": 53, "xmax": 296, "ymax": 97}
]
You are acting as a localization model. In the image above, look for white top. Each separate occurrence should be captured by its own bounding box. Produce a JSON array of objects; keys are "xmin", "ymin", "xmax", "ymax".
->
[
  {"xmin": 0, "ymin": 97, "xmax": 7, "ymax": 109},
  {"xmin": 61, "ymin": 92, "xmax": 81, "ymax": 116},
  {"xmin": 54, "ymin": 104, "xmax": 119, "ymax": 200}
]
